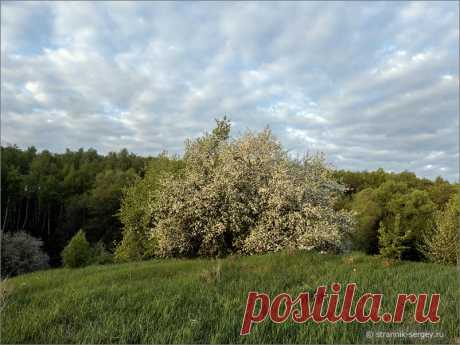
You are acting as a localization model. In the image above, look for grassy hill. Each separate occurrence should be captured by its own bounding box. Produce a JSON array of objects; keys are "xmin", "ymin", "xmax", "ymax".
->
[{"xmin": 1, "ymin": 251, "xmax": 458, "ymax": 344}]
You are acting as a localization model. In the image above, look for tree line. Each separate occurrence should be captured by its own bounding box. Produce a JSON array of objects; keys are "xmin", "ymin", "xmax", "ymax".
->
[
  {"xmin": 333, "ymin": 169, "xmax": 458, "ymax": 261},
  {"xmin": 1, "ymin": 146, "xmax": 150, "ymax": 265},
  {"xmin": 1, "ymin": 121, "xmax": 458, "ymax": 271}
]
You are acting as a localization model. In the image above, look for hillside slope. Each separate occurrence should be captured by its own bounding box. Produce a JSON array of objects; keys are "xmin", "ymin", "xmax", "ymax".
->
[{"xmin": 1, "ymin": 251, "xmax": 458, "ymax": 344}]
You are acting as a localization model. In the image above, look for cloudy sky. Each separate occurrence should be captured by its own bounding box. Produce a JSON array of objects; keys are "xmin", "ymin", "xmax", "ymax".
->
[{"xmin": 1, "ymin": 1, "xmax": 458, "ymax": 181}]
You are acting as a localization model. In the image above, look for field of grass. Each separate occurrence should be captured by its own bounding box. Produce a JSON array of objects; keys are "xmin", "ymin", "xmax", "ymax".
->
[{"xmin": 1, "ymin": 251, "xmax": 458, "ymax": 344}]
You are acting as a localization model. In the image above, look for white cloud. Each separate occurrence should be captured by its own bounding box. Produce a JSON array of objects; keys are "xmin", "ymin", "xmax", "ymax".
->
[
  {"xmin": 1, "ymin": 1, "xmax": 458, "ymax": 181},
  {"xmin": 24, "ymin": 81, "xmax": 48, "ymax": 103}
]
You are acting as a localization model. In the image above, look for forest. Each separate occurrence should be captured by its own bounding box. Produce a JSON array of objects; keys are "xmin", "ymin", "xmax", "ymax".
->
[
  {"xmin": 1, "ymin": 146, "xmax": 149, "ymax": 266},
  {"xmin": 1, "ymin": 119, "xmax": 458, "ymax": 275}
]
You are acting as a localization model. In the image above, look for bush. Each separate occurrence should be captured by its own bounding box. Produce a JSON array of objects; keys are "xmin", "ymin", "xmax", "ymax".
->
[
  {"xmin": 378, "ymin": 214, "xmax": 411, "ymax": 260},
  {"xmin": 421, "ymin": 195, "xmax": 459, "ymax": 265},
  {"xmin": 1, "ymin": 231, "xmax": 49, "ymax": 278},
  {"xmin": 61, "ymin": 230, "xmax": 92, "ymax": 268},
  {"xmin": 90, "ymin": 241, "xmax": 113, "ymax": 265},
  {"xmin": 114, "ymin": 229, "xmax": 156, "ymax": 262},
  {"xmin": 139, "ymin": 118, "xmax": 354, "ymax": 258}
]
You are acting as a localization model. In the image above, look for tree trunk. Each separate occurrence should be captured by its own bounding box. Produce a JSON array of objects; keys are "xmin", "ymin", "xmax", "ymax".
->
[
  {"xmin": 2, "ymin": 198, "xmax": 9, "ymax": 231},
  {"xmin": 41, "ymin": 204, "xmax": 47, "ymax": 237},
  {"xmin": 16, "ymin": 203, "xmax": 21, "ymax": 231},
  {"xmin": 37, "ymin": 198, "xmax": 40, "ymax": 227},
  {"xmin": 21, "ymin": 198, "xmax": 29, "ymax": 230},
  {"xmin": 47, "ymin": 205, "xmax": 51, "ymax": 236}
]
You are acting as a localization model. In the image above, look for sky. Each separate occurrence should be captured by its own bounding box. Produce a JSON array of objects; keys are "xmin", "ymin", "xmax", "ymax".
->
[{"xmin": 1, "ymin": 1, "xmax": 458, "ymax": 181}]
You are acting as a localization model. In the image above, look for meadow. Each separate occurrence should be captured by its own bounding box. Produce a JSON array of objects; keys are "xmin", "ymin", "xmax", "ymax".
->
[{"xmin": 1, "ymin": 251, "xmax": 458, "ymax": 344}]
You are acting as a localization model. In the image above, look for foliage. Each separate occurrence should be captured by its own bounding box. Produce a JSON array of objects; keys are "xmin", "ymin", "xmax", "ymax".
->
[
  {"xmin": 85, "ymin": 168, "xmax": 139, "ymax": 245},
  {"xmin": 61, "ymin": 230, "xmax": 92, "ymax": 268},
  {"xmin": 114, "ymin": 229, "xmax": 150, "ymax": 263},
  {"xmin": 144, "ymin": 118, "xmax": 354, "ymax": 257},
  {"xmin": 0, "ymin": 231, "xmax": 49, "ymax": 278},
  {"xmin": 421, "ymin": 195, "xmax": 459, "ymax": 265},
  {"xmin": 351, "ymin": 180, "xmax": 437, "ymax": 259},
  {"xmin": 334, "ymin": 169, "xmax": 436, "ymax": 195},
  {"xmin": 383, "ymin": 189, "xmax": 436, "ymax": 260},
  {"xmin": 334, "ymin": 168, "xmax": 388, "ymax": 195},
  {"xmin": 427, "ymin": 176, "xmax": 458, "ymax": 208},
  {"xmin": 350, "ymin": 181, "xmax": 408, "ymax": 254},
  {"xmin": 1, "ymin": 145, "xmax": 149, "ymax": 265},
  {"xmin": 350, "ymin": 188, "xmax": 382, "ymax": 253},
  {"xmin": 90, "ymin": 242, "xmax": 113, "ymax": 265},
  {"xmin": 115, "ymin": 155, "xmax": 184, "ymax": 261},
  {"xmin": 2, "ymin": 133, "xmax": 457, "ymax": 265},
  {"xmin": 378, "ymin": 214, "xmax": 410, "ymax": 259}
]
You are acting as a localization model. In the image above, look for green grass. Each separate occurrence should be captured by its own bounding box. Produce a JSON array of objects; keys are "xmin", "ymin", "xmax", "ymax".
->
[{"xmin": 1, "ymin": 251, "xmax": 458, "ymax": 344}]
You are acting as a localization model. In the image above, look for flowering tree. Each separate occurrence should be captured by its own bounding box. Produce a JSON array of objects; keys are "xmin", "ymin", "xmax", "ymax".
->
[{"xmin": 144, "ymin": 118, "xmax": 355, "ymax": 257}]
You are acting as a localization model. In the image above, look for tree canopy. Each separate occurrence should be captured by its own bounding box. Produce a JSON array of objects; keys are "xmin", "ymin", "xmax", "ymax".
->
[{"xmin": 2, "ymin": 119, "xmax": 458, "ymax": 267}]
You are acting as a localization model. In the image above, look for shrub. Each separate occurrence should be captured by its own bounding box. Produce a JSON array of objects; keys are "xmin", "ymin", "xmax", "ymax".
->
[
  {"xmin": 90, "ymin": 241, "xmax": 113, "ymax": 265},
  {"xmin": 114, "ymin": 229, "xmax": 156, "ymax": 262},
  {"xmin": 61, "ymin": 230, "xmax": 92, "ymax": 268},
  {"xmin": 148, "ymin": 118, "xmax": 355, "ymax": 257},
  {"xmin": 421, "ymin": 195, "xmax": 459, "ymax": 265},
  {"xmin": 1, "ymin": 231, "xmax": 49, "ymax": 278},
  {"xmin": 378, "ymin": 214, "xmax": 411, "ymax": 260}
]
